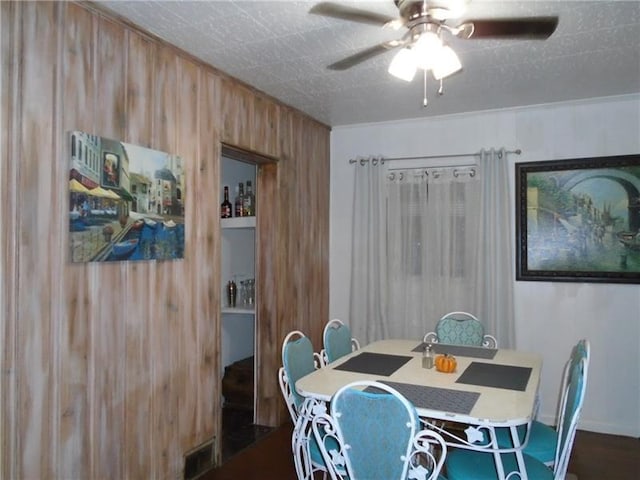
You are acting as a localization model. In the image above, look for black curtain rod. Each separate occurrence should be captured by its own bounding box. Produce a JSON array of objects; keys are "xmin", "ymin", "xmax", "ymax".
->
[{"xmin": 348, "ymin": 149, "xmax": 522, "ymax": 164}]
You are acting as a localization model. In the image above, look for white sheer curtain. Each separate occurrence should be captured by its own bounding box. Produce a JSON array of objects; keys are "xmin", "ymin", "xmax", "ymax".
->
[
  {"xmin": 386, "ymin": 166, "xmax": 480, "ymax": 339},
  {"xmin": 349, "ymin": 158, "xmax": 389, "ymax": 344},
  {"xmin": 475, "ymin": 149, "xmax": 515, "ymax": 348},
  {"xmin": 349, "ymin": 150, "xmax": 515, "ymax": 347}
]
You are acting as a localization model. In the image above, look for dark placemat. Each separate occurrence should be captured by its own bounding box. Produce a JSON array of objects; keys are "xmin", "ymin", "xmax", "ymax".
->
[
  {"xmin": 456, "ymin": 362, "xmax": 532, "ymax": 391},
  {"xmin": 333, "ymin": 352, "xmax": 412, "ymax": 377},
  {"xmin": 412, "ymin": 342, "xmax": 498, "ymax": 359},
  {"xmin": 365, "ymin": 381, "xmax": 480, "ymax": 415}
]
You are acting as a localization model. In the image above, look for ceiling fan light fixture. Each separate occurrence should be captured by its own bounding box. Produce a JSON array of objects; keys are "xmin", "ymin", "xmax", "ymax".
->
[
  {"xmin": 388, "ymin": 48, "xmax": 417, "ymax": 81},
  {"xmin": 310, "ymin": 0, "xmax": 559, "ymax": 107},
  {"xmin": 412, "ymin": 31, "xmax": 442, "ymax": 70},
  {"xmin": 432, "ymin": 45, "xmax": 462, "ymax": 80}
]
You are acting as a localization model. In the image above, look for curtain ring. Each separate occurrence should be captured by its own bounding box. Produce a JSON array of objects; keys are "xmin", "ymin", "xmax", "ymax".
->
[
  {"xmin": 453, "ymin": 169, "xmax": 459, "ymax": 178},
  {"xmin": 371, "ymin": 157, "xmax": 378, "ymax": 166},
  {"xmin": 359, "ymin": 157, "xmax": 367, "ymax": 166},
  {"xmin": 399, "ymin": 172, "xmax": 404, "ymax": 181},
  {"xmin": 470, "ymin": 168, "xmax": 476, "ymax": 178},
  {"xmin": 387, "ymin": 172, "xmax": 395, "ymax": 180}
]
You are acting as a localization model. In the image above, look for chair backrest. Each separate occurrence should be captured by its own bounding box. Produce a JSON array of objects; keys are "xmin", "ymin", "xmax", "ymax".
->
[
  {"xmin": 312, "ymin": 381, "xmax": 447, "ymax": 480},
  {"xmin": 435, "ymin": 311, "xmax": 497, "ymax": 348},
  {"xmin": 553, "ymin": 339, "xmax": 591, "ymax": 435},
  {"xmin": 278, "ymin": 331, "xmax": 332, "ymax": 479},
  {"xmin": 553, "ymin": 355, "xmax": 588, "ymax": 480},
  {"xmin": 278, "ymin": 330, "xmax": 317, "ymax": 422},
  {"xmin": 323, "ymin": 318, "xmax": 360, "ymax": 364},
  {"xmin": 574, "ymin": 338, "xmax": 590, "ymax": 379}
]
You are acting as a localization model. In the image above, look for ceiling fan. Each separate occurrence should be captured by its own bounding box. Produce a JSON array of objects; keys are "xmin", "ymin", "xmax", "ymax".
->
[{"xmin": 310, "ymin": 0, "xmax": 558, "ymax": 103}]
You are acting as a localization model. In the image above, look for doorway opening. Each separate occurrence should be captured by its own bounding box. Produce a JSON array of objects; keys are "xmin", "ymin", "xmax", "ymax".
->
[{"xmin": 219, "ymin": 145, "xmax": 276, "ymax": 462}]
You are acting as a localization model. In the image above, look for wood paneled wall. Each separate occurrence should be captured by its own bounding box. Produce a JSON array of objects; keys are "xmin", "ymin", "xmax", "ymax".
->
[{"xmin": 0, "ymin": 2, "xmax": 330, "ymax": 478}]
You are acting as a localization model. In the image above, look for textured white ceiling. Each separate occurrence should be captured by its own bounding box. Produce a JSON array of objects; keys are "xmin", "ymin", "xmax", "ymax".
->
[{"xmin": 97, "ymin": 0, "xmax": 640, "ymax": 126}]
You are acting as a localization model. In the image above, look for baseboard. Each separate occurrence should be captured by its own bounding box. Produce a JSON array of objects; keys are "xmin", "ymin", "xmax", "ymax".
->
[{"xmin": 536, "ymin": 414, "xmax": 639, "ymax": 438}]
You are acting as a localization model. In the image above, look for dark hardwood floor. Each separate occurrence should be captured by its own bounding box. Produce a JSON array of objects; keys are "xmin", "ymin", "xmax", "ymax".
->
[
  {"xmin": 204, "ymin": 424, "xmax": 639, "ymax": 480},
  {"xmin": 567, "ymin": 430, "xmax": 639, "ymax": 479},
  {"xmin": 220, "ymin": 407, "xmax": 273, "ymax": 464}
]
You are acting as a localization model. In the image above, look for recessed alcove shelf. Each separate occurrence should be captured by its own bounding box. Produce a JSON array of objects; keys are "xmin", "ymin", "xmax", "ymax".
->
[{"xmin": 221, "ymin": 216, "xmax": 256, "ymax": 229}]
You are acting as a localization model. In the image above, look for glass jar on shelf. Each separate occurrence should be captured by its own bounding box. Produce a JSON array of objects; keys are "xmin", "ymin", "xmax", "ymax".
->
[{"xmin": 245, "ymin": 278, "xmax": 255, "ymax": 306}]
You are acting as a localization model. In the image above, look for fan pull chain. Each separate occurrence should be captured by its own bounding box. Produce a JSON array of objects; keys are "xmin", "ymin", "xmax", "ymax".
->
[
  {"xmin": 438, "ymin": 78, "xmax": 444, "ymax": 95},
  {"xmin": 422, "ymin": 69, "xmax": 428, "ymax": 107}
]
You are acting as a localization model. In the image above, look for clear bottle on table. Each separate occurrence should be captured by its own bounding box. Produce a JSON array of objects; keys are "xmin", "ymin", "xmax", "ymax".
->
[{"xmin": 422, "ymin": 344, "xmax": 434, "ymax": 369}]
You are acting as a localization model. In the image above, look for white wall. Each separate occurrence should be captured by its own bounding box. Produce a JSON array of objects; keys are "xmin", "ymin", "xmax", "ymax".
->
[{"xmin": 330, "ymin": 95, "xmax": 640, "ymax": 437}]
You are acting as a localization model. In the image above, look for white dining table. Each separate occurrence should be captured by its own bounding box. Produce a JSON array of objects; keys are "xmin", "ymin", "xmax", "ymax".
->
[{"xmin": 295, "ymin": 339, "xmax": 543, "ymax": 480}]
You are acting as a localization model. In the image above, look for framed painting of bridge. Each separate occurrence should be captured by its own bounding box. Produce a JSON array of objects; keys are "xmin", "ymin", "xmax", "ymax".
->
[{"xmin": 516, "ymin": 154, "xmax": 640, "ymax": 284}]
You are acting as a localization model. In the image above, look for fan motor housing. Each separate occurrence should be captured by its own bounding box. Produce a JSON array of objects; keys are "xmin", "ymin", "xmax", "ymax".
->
[{"xmin": 395, "ymin": 0, "xmax": 460, "ymax": 22}]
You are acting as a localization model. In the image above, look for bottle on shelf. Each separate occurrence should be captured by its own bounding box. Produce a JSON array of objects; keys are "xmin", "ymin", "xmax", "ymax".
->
[
  {"xmin": 243, "ymin": 180, "xmax": 255, "ymax": 216},
  {"xmin": 220, "ymin": 185, "xmax": 232, "ymax": 218},
  {"xmin": 226, "ymin": 279, "xmax": 237, "ymax": 308},
  {"xmin": 234, "ymin": 182, "xmax": 244, "ymax": 217}
]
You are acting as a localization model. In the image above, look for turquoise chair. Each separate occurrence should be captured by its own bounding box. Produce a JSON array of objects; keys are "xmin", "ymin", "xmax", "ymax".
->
[
  {"xmin": 278, "ymin": 330, "xmax": 329, "ymax": 479},
  {"xmin": 423, "ymin": 311, "xmax": 497, "ymax": 348},
  {"xmin": 493, "ymin": 339, "xmax": 590, "ymax": 466},
  {"xmin": 312, "ymin": 380, "xmax": 448, "ymax": 480},
  {"xmin": 445, "ymin": 354, "xmax": 588, "ymax": 480},
  {"xmin": 321, "ymin": 318, "xmax": 361, "ymax": 365}
]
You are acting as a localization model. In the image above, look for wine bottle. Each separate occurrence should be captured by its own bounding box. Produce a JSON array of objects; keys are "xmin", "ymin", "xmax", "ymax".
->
[
  {"xmin": 243, "ymin": 180, "xmax": 255, "ymax": 216},
  {"xmin": 220, "ymin": 185, "xmax": 232, "ymax": 218},
  {"xmin": 234, "ymin": 182, "xmax": 244, "ymax": 217}
]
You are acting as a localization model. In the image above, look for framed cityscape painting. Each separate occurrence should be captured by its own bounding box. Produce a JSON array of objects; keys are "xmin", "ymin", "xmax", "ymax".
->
[
  {"xmin": 68, "ymin": 131, "xmax": 185, "ymax": 262},
  {"xmin": 516, "ymin": 154, "xmax": 640, "ymax": 284}
]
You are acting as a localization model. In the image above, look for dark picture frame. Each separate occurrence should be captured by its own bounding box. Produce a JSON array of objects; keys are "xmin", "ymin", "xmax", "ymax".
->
[{"xmin": 515, "ymin": 154, "xmax": 640, "ymax": 284}]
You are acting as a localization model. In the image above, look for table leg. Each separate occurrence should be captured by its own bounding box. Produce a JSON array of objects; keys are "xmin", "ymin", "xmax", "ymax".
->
[
  {"xmin": 425, "ymin": 421, "xmax": 530, "ymax": 480},
  {"xmin": 509, "ymin": 424, "xmax": 529, "ymax": 480},
  {"xmin": 487, "ymin": 427, "xmax": 508, "ymax": 480}
]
